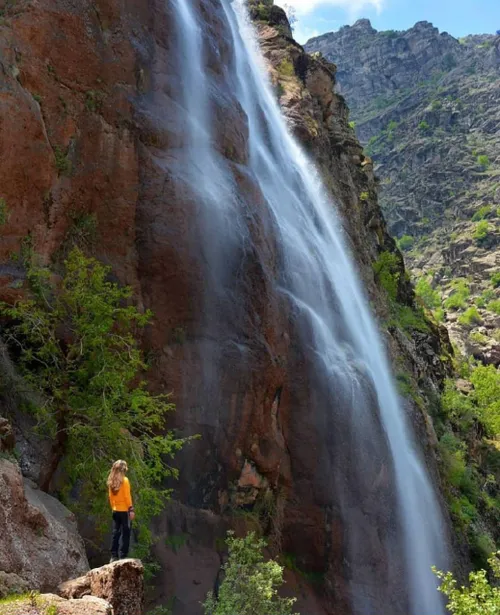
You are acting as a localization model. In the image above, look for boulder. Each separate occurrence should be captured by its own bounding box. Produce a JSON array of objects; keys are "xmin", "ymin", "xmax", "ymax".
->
[
  {"xmin": 0, "ymin": 459, "xmax": 89, "ymax": 593},
  {"xmin": 59, "ymin": 559, "xmax": 144, "ymax": 615}
]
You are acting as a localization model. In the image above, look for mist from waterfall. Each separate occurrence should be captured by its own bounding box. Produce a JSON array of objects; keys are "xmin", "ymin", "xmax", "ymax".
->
[{"xmin": 169, "ymin": 0, "xmax": 448, "ymax": 612}]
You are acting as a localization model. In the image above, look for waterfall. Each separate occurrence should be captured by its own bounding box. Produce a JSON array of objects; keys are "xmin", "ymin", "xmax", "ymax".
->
[{"xmin": 168, "ymin": 0, "xmax": 448, "ymax": 613}]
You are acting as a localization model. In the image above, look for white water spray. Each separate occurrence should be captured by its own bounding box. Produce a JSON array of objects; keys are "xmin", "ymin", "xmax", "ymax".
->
[{"xmin": 169, "ymin": 0, "xmax": 448, "ymax": 612}]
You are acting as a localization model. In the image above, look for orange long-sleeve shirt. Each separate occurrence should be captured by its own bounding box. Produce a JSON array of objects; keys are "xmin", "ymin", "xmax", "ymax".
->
[{"xmin": 109, "ymin": 477, "xmax": 133, "ymax": 512}]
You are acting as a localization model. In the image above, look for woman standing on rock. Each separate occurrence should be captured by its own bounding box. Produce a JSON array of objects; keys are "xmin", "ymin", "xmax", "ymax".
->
[{"xmin": 107, "ymin": 460, "xmax": 135, "ymax": 562}]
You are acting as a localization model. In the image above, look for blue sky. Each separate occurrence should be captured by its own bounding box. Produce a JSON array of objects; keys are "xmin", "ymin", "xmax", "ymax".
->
[{"xmin": 286, "ymin": 0, "xmax": 500, "ymax": 44}]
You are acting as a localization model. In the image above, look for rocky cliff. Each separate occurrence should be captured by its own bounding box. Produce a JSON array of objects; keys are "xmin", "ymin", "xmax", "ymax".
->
[
  {"xmin": 0, "ymin": 2, "xmax": 455, "ymax": 614},
  {"xmin": 305, "ymin": 20, "xmax": 500, "ymax": 364}
]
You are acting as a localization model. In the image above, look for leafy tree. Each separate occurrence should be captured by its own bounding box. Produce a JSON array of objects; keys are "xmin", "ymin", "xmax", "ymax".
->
[
  {"xmin": 474, "ymin": 220, "xmax": 491, "ymax": 245},
  {"xmin": 0, "ymin": 248, "xmax": 185, "ymax": 542},
  {"xmin": 433, "ymin": 553, "xmax": 500, "ymax": 615},
  {"xmin": 415, "ymin": 275, "xmax": 441, "ymax": 310},
  {"xmin": 203, "ymin": 532, "xmax": 298, "ymax": 615}
]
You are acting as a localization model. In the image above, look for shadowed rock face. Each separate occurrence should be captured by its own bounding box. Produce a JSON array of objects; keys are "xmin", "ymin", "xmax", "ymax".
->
[
  {"xmin": 0, "ymin": 457, "xmax": 89, "ymax": 594},
  {"xmin": 0, "ymin": 2, "xmax": 453, "ymax": 614}
]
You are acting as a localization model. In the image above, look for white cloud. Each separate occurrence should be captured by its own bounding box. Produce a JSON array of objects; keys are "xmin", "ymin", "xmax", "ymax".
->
[
  {"xmin": 293, "ymin": 24, "xmax": 320, "ymax": 44},
  {"xmin": 283, "ymin": 0, "xmax": 384, "ymax": 18}
]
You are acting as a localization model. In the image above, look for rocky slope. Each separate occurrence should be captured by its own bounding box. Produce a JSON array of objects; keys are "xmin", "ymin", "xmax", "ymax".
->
[
  {"xmin": 0, "ymin": 420, "xmax": 88, "ymax": 597},
  {"xmin": 305, "ymin": 20, "xmax": 500, "ymax": 364},
  {"xmin": 0, "ymin": 1, "xmax": 457, "ymax": 614}
]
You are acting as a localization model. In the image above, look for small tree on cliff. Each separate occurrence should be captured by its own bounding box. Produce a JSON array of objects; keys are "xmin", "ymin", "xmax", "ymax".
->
[
  {"xmin": 0, "ymin": 248, "xmax": 185, "ymax": 541},
  {"xmin": 203, "ymin": 531, "xmax": 298, "ymax": 615},
  {"xmin": 433, "ymin": 552, "xmax": 500, "ymax": 614}
]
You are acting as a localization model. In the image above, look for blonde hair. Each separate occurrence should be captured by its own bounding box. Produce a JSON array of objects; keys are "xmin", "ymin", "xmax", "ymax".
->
[{"xmin": 107, "ymin": 460, "xmax": 128, "ymax": 494}]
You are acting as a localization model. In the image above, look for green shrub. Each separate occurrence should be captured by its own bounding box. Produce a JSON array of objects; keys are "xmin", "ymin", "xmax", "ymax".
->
[
  {"xmin": 472, "ymin": 205, "xmax": 492, "ymax": 221},
  {"xmin": 475, "ymin": 289, "xmax": 495, "ymax": 308},
  {"xmin": 203, "ymin": 532, "xmax": 298, "ymax": 615},
  {"xmin": 434, "ymin": 307, "xmax": 445, "ymax": 322},
  {"xmin": 418, "ymin": 120, "xmax": 431, "ymax": 132},
  {"xmin": 415, "ymin": 275, "xmax": 441, "ymax": 309},
  {"xmin": 434, "ymin": 553, "xmax": 500, "ymax": 614},
  {"xmin": 491, "ymin": 272, "xmax": 500, "ymax": 288},
  {"xmin": 470, "ymin": 365, "xmax": 500, "ymax": 436},
  {"xmin": 53, "ymin": 145, "xmax": 71, "ymax": 176},
  {"xmin": 473, "ymin": 220, "xmax": 491, "ymax": 244},
  {"xmin": 444, "ymin": 279, "xmax": 470, "ymax": 310},
  {"xmin": 0, "ymin": 248, "xmax": 186, "ymax": 548},
  {"xmin": 488, "ymin": 300, "xmax": 500, "ymax": 315},
  {"xmin": 360, "ymin": 191, "xmax": 369, "ymax": 202},
  {"xmin": 397, "ymin": 234, "xmax": 415, "ymax": 251},
  {"xmin": 458, "ymin": 306, "xmax": 482, "ymax": 326},
  {"xmin": 439, "ymin": 433, "xmax": 467, "ymax": 488},
  {"xmin": 373, "ymin": 251, "xmax": 400, "ymax": 301},
  {"xmin": 277, "ymin": 59, "xmax": 294, "ymax": 77},
  {"xmin": 477, "ymin": 154, "xmax": 490, "ymax": 169},
  {"xmin": 469, "ymin": 331, "xmax": 488, "ymax": 345},
  {"xmin": 448, "ymin": 495, "xmax": 477, "ymax": 529}
]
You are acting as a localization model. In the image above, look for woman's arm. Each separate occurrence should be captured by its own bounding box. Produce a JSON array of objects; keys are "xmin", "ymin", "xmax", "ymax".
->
[{"xmin": 125, "ymin": 478, "xmax": 135, "ymax": 519}]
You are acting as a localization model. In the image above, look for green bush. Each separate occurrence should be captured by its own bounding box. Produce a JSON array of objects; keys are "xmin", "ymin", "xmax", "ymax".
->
[
  {"xmin": 0, "ymin": 248, "xmax": 186, "ymax": 547},
  {"xmin": 470, "ymin": 331, "xmax": 488, "ymax": 345},
  {"xmin": 474, "ymin": 220, "xmax": 491, "ymax": 244},
  {"xmin": 439, "ymin": 433, "xmax": 467, "ymax": 488},
  {"xmin": 373, "ymin": 251, "xmax": 400, "ymax": 301},
  {"xmin": 415, "ymin": 275, "xmax": 441, "ymax": 310},
  {"xmin": 434, "ymin": 553, "xmax": 500, "ymax": 614},
  {"xmin": 434, "ymin": 307, "xmax": 445, "ymax": 322},
  {"xmin": 470, "ymin": 365, "xmax": 500, "ymax": 437},
  {"xmin": 477, "ymin": 154, "xmax": 490, "ymax": 169},
  {"xmin": 53, "ymin": 145, "xmax": 71, "ymax": 176},
  {"xmin": 444, "ymin": 279, "xmax": 470, "ymax": 310},
  {"xmin": 277, "ymin": 59, "xmax": 294, "ymax": 77},
  {"xmin": 418, "ymin": 120, "xmax": 431, "ymax": 132},
  {"xmin": 472, "ymin": 205, "xmax": 492, "ymax": 221},
  {"xmin": 491, "ymin": 272, "xmax": 500, "ymax": 288},
  {"xmin": 475, "ymin": 289, "xmax": 495, "ymax": 308},
  {"xmin": 458, "ymin": 306, "xmax": 482, "ymax": 326},
  {"xmin": 488, "ymin": 300, "xmax": 500, "ymax": 315},
  {"xmin": 397, "ymin": 234, "xmax": 415, "ymax": 252},
  {"xmin": 203, "ymin": 532, "xmax": 298, "ymax": 615}
]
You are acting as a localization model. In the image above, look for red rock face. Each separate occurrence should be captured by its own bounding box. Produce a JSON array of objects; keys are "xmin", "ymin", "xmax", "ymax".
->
[{"xmin": 0, "ymin": 2, "xmax": 452, "ymax": 614}]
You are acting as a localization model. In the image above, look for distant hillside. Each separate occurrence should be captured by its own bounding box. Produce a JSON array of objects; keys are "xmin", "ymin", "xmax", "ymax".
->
[{"xmin": 306, "ymin": 20, "xmax": 500, "ymax": 364}]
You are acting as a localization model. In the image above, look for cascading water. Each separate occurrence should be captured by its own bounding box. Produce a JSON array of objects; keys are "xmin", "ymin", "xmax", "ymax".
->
[{"xmin": 168, "ymin": 0, "xmax": 448, "ymax": 612}]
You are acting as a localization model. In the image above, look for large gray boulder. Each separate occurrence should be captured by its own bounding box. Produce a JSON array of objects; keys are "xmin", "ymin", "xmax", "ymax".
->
[{"xmin": 0, "ymin": 458, "xmax": 89, "ymax": 595}]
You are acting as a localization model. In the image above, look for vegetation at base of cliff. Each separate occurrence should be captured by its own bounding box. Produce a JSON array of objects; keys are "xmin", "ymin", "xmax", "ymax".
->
[
  {"xmin": 433, "ymin": 357, "xmax": 500, "ymax": 567},
  {"xmin": 434, "ymin": 552, "xmax": 500, "ymax": 614},
  {"xmin": 203, "ymin": 531, "xmax": 299, "ymax": 615},
  {"xmin": 0, "ymin": 248, "xmax": 186, "ymax": 550}
]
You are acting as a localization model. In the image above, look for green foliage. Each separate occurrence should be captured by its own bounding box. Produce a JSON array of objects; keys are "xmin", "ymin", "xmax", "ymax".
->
[
  {"xmin": 277, "ymin": 59, "xmax": 294, "ymax": 77},
  {"xmin": 0, "ymin": 248, "xmax": 186, "ymax": 547},
  {"xmin": 0, "ymin": 197, "xmax": 9, "ymax": 226},
  {"xmin": 359, "ymin": 191, "xmax": 369, "ymax": 201},
  {"xmin": 203, "ymin": 532, "xmax": 298, "ymax": 615},
  {"xmin": 473, "ymin": 220, "xmax": 491, "ymax": 245},
  {"xmin": 444, "ymin": 279, "xmax": 470, "ymax": 310},
  {"xmin": 470, "ymin": 365, "xmax": 500, "ymax": 437},
  {"xmin": 491, "ymin": 272, "xmax": 500, "ymax": 289},
  {"xmin": 373, "ymin": 251, "xmax": 400, "ymax": 301},
  {"xmin": 349, "ymin": 120, "xmax": 356, "ymax": 129},
  {"xmin": 458, "ymin": 306, "xmax": 482, "ymax": 327},
  {"xmin": 415, "ymin": 275, "xmax": 441, "ymax": 309},
  {"xmin": 488, "ymin": 300, "xmax": 500, "ymax": 315},
  {"xmin": 85, "ymin": 90, "xmax": 106, "ymax": 113},
  {"xmin": 439, "ymin": 432, "xmax": 467, "ymax": 488},
  {"xmin": 433, "ymin": 553, "xmax": 500, "ymax": 614},
  {"xmin": 63, "ymin": 211, "xmax": 98, "ymax": 253},
  {"xmin": 475, "ymin": 290, "xmax": 495, "ymax": 308},
  {"xmin": 397, "ymin": 234, "xmax": 415, "ymax": 252},
  {"xmin": 418, "ymin": 120, "xmax": 431, "ymax": 132},
  {"xmin": 471, "ymin": 205, "xmax": 492, "ymax": 221},
  {"xmin": 469, "ymin": 331, "xmax": 488, "ymax": 345},
  {"xmin": 477, "ymin": 154, "xmax": 490, "ymax": 169},
  {"xmin": 53, "ymin": 145, "xmax": 71, "ymax": 176}
]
